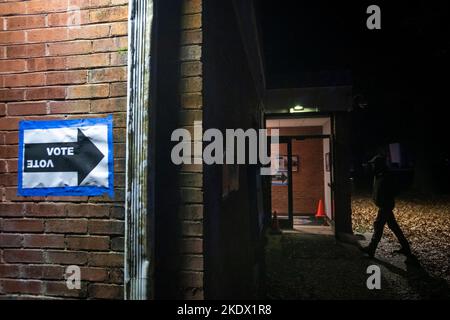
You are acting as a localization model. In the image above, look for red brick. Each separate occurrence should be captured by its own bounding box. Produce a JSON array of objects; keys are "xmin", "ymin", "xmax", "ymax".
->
[
  {"xmin": 180, "ymin": 77, "xmax": 202, "ymax": 93},
  {"xmin": 49, "ymin": 100, "xmax": 90, "ymax": 114},
  {"xmin": 26, "ymin": 0, "xmax": 69, "ymax": 14},
  {"xmin": 110, "ymin": 237, "xmax": 124, "ymax": 251},
  {"xmin": 181, "ymin": 254, "xmax": 203, "ymax": 271},
  {"xmin": 0, "ymin": 145, "xmax": 17, "ymax": 158},
  {"xmin": 113, "ymin": 128, "xmax": 126, "ymax": 142},
  {"xmin": 7, "ymin": 160, "xmax": 18, "ymax": 172},
  {"xmin": 7, "ymin": 102, "xmax": 47, "ymax": 116},
  {"xmin": 114, "ymin": 158, "xmax": 125, "ymax": 172},
  {"xmin": 0, "ymin": 234, "xmax": 23, "ymax": 247},
  {"xmin": 25, "ymin": 87, "xmax": 66, "ymax": 100},
  {"xmin": 6, "ymin": 15, "xmax": 46, "ymax": 30},
  {"xmin": 93, "ymin": 36, "xmax": 127, "ymax": 52},
  {"xmin": 20, "ymin": 265, "xmax": 65, "ymax": 280},
  {"xmin": 0, "ymin": 89, "xmax": 25, "ymax": 102},
  {"xmin": 28, "ymin": 57, "xmax": 67, "ymax": 72},
  {"xmin": 0, "ymin": 103, "xmax": 5, "ymax": 116},
  {"xmin": 3, "ymin": 249, "xmax": 44, "ymax": 263},
  {"xmin": 79, "ymin": 267, "xmax": 108, "ymax": 282},
  {"xmin": 0, "ymin": 160, "xmax": 7, "ymax": 173},
  {"xmin": 0, "ymin": 203, "xmax": 25, "ymax": 217},
  {"xmin": 69, "ymin": 24, "xmax": 110, "ymax": 39},
  {"xmin": 67, "ymin": 84, "xmax": 109, "ymax": 99},
  {"xmin": 48, "ymin": 10, "xmax": 90, "ymax": 27},
  {"xmin": 110, "ymin": 0, "xmax": 128, "ymax": 5},
  {"xmin": 181, "ymin": 30, "xmax": 202, "ymax": 45},
  {"xmin": 113, "ymin": 113, "xmax": 126, "ymax": 127},
  {"xmin": 45, "ymin": 219, "xmax": 87, "ymax": 234},
  {"xmin": 180, "ymin": 45, "xmax": 202, "ymax": 61},
  {"xmin": 110, "ymin": 51, "xmax": 127, "ymax": 66},
  {"xmin": 181, "ymin": 13, "xmax": 202, "ymax": 30},
  {"xmin": 182, "ymin": 0, "xmax": 202, "ymax": 14},
  {"xmin": 181, "ymin": 61, "xmax": 202, "ymax": 77},
  {"xmin": 44, "ymin": 281, "xmax": 87, "ymax": 298},
  {"xmin": 4, "ymin": 132, "xmax": 19, "ymax": 144},
  {"xmin": 0, "ymin": 279, "xmax": 43, "ymax": 295},
  {"xmin": 66, "ymin": 236, "xmax": 110, "ymax": 251},
  {"xmin": 0, "ymin": 264, "xmax": 21, "ymax": 278},
  {"xmin": 0, "ymin": 60, "xmax": 27, "ymax": 73},
  {"xmin": 0, "ymin": 173, "xmax": 17, "ymax": 186},
  {"xmin": 113, "ymin": 143, "xmax": 125, "ymax": 158},
  {"xmin": 88, "ymin": 220, "xmax": 124, "ymax": 235},
  {"xmin": 90, "ymin": 97, "xmax": 126, "ymax": 112},
  {"xmin": 88, "ymin": 283, "xmax": 123, "ymax": 299},
  {"xmin": 110, "ymin": 21, "xmax": 127, "ymax": 36},
  {"xmin": 0, "ymin": 2, "xmax": 27, "ymax": 16},
  {"xmin": 181, "ymin": 92, "xmax": 202, "ymax": 109},
  {"xmin": 110, "ymin": 206, "xmax": 124, "ymax": 219},
  {"xmin": 47, "ymin": 41, "xmax": 92, "ymax": 56},
  {"xmin": 179, "ymin": 205, "xmax": 203, "ymax": 220},
  {"xmin": 27, "ymin": 28, "xmax": 70, "ymax": 43},
  {"xmin": 2, "ymin": 219, "xmax": 44, "ymax": 233},
  {"xmin": 25, "ymin": 203, "xmax": 66, "ymax": 217},
  {"xmin": 89, "ymin": 6, "xmax": 128, "ymax": 23},
  {"xmin": 109, "ymin": 82, "xmax": 127, "ymax": 97},
  {"xmin": 0, "ymin": 31, "xmax": 26, "ymax": 45},
  {"xmin": 6, "ymin": 44, "xmax": 46, "ymax": 59},
  {"xmin": 0, "ymin": 117, "xmax": 20, "ymax": 130},
  {"xmin": 114, "ymin": 173, "xmax": 125, "ymax": 187},
  {"xmin": 66, "ymin": 53, "xmax": 109, "ymax": 69},
  {"xmin": 45, "ymin": 250, "xmax": 88, "ymax": 265},
  {"xmin": 181, "ymin": 238, "xmax": 203, "ymax": 254},
  {"xmin": 46, "ymin": 70, "xmax": 87, "ymax": 85},
  {"xmin": 65, "ymin": 204, "xmax": 109, "ymax": 218},
  {"xmin": 88, "ymin": 67, "xmax": 127, "ymax": 83},
  {"xmin": 182, "ymin": 221, "xmax": 203, "ymax": 236},
  {"xmin": 4, "ymin": 73, "xmax": 46, "ymax": 88},
  {"xmin": 23, "ymin": 234, "xmax": 65, "ymax": 248},
  {"xmin": 88, "ymin": 252, "xmax": 123, "ymax": 267}
]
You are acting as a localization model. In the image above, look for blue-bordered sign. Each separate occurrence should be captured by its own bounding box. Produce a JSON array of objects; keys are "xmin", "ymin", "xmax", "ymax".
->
[{"xmin": 18, "ymin": 116, "xmax": 114, "ymax": 197}]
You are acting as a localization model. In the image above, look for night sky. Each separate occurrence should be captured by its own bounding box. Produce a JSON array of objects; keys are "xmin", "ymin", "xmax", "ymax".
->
[{"xmin": 259, "ymin": 0, "xmax": 450, "ymax": 192}]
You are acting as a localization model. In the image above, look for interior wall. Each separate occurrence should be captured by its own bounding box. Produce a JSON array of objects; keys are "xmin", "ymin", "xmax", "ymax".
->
[{"xmin": 270, "ymin": 127, "xmax": 324, "ymax": 215}]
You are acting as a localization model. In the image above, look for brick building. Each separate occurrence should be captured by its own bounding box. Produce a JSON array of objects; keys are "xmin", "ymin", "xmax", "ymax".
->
[{"xmin": 1, "ymin": 0, "xmax": 352, "ymax": 299}]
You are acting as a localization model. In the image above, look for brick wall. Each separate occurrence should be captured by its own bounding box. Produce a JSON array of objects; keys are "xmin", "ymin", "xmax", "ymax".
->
[
  {"xmin": 177, "ymin": 0, "xmax": 204, "ymax": 299},
  {"xmin": 0, "ymin": 0, "xmax": 128, "ymax": 299},
  {"xmin": 271, "ymin": 127, "xmax": 325, "ymax": 215}
]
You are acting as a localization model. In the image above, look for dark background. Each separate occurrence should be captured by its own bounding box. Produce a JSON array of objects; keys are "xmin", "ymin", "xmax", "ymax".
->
[{"xmin": 259, "ymin": 0, "xmax": 450, "ymax": 194}]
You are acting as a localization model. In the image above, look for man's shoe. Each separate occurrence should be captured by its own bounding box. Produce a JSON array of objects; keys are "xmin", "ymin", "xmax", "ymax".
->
[{"xmin": 360, "ymin": 246, "xmax": 375, "ymax": 258}]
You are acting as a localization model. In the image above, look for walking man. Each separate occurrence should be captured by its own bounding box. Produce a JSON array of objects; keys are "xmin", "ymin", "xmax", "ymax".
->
[{"xmin": 361, "ymin": 155, "xmax": 412, "ymax": 258}]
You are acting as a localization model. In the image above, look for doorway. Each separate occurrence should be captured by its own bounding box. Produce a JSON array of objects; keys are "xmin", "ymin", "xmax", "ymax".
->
[{"xmin": 267, "ymin": 116, "xmax": 334, "ymax": 230}]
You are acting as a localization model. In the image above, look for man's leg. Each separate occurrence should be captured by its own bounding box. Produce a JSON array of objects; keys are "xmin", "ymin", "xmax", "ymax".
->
[
  {"xmin": 366, "ymin": 209, "xmax": 387, "ymax": 255},
  {"xmin": 385, "ymin": 210, "xmax": 412, "ymax": 254}
]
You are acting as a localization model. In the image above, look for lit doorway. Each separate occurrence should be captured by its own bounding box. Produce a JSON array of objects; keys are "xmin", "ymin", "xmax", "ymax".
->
[{"xmin": 267, "ymin": 116, "xmax": 334, "ymax": 230}]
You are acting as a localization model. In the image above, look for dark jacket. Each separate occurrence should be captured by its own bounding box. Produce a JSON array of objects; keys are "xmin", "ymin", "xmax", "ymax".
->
[{"xmin": 372, "ymin": 171, "xmax": 396, "ymax": 209}]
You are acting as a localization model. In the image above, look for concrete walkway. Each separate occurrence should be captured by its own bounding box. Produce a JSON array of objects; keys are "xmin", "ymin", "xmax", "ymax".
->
[{"xmin": 264, "ymin": 226, "xmax": 450, "ymax": 300}]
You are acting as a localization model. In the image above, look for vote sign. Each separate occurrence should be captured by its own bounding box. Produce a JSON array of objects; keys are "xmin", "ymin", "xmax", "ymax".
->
[{"xmin": 18, "ymin": 117, "xmax": 114, "ymax": 197}]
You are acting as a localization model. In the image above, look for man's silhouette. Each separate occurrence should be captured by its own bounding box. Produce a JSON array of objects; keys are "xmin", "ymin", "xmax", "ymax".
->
[{"xmin": 361, "ymin": 155, "xmax": 412, "ymax": 258}]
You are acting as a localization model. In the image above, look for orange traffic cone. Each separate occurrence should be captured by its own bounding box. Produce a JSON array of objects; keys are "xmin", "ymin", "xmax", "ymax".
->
[
  {"xmin": 315, "ymin": 199, "xmax": 326, "ymax": 218},
  {"xmin": 271, "ymin": 211, "xmax": 282, "ymax": 234}
]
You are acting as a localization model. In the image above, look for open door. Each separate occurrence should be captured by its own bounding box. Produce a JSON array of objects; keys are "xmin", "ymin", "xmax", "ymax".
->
[{"xmin": 268, "ymin": 116, "xmax": 335, "ymax": 230}]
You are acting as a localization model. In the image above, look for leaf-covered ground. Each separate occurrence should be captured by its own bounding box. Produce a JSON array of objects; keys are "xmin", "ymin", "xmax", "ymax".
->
[{"xmin": 352, "ymin": 195, "xmax": 450, "ymax": 285}]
